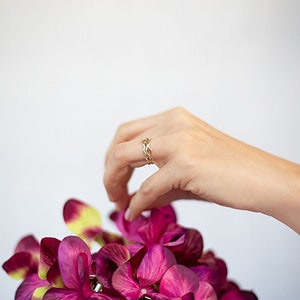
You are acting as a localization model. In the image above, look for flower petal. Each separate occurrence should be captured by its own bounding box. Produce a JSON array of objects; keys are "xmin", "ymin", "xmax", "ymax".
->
[
  {"xmin": 2, "ymin": 235, "xmax": 40, "ymax": 279},
  {"xmin": 149, "ymin": 293, "xmax": 170, "ymax": 300},
  {"xmin": 58, "ymin": 236, "xmax": 91, "ymax": 289},
  {"xmin": 220, "ymin": 289, "xmax": 258, "ymax": 300},
  {"xmin": 15, "ymin": 274, "xmax": 48, "ymax": 300},
  {"xmin": 32, "ymin": 286, "xmax": 51, "ymax": 300},
  {"xmin": 192, "ymin": 251, "xmax": 227, "ymax": 293},
  {"xmin": 159, "ymin": 264, "xmax": 199, "ymax": 297},
  {"xmin": 15, "ymin": 235, "xmax": 40, "ymax": 255},
  {"xmin": 46, "ymin": 260, "xmax": 64, "ymax": 288},
  {"xmin": 168, "ymin": 229, "xmax": 203, "ymax": 265},
  {"xmin": 63, "ymin": 199, "xmax": 102, "ymax": 244},
  {"xmin": 95, "ymin": 243, "xmax": 130, "ymax": 289},
  {"xmin": 161, "ymin": 223, "xmax": 186, "ymax": 246},
  {"xmin": 43, "ymin": 288, "xmax": 81, "ymax": 300},
  {"xmin": 137, "ymin": 208, "xmax": 170, "ymax": 245},
  {"xmin": 2, "ymin": 252, "xmax": 36, "ymax": 279},
  {"xmin": 157, "ymin": 205, "xmax": 177, "ymax": 223},
  {"xmin": 38, "ymin": 237, "xmax": 60, "ymax": 280},
  {"xmin": 112, "ymin": 262, "xmax": 140, "ymax": 300},
  {"xmin": 137, "ymin": 245, "xmax": 176, "ymax": 287},
  {"xmin": 191, "ymin": 262, "xmax": 227, "ymax": 293},
  {"xmin": 194, "ymin": 281, "xmax": 217, "ymax": 300},
  {"xmin": 110, "ymin": 210, "xmax": 147, "ymax": 244},
  {"xmin": 99, "ymin": 243, "xmax": 131, "ymax": 266},
  {"xmin": 219, "ymin": 281, "xmax": 258, "ymax": 299}
]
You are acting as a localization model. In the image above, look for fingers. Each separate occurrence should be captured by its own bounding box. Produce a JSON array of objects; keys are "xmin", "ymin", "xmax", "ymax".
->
[
  {"xmin": 124, "ymin": 165, "xmax": 178, "ymax": 221},
  {"xmin": 104, "ymin": 139, "xmax": 145, "ymax": 204},
  {"xmin": 104, "ymin": 136, "xmax": 169, "ymax": 208},
  {"xmin": 105, "ymin": 107, "xmax": 189, "ymax": 166},
  {"xmin": 105, "ymin": 111, "xmax": 166, "ymax": 166},
  {"xmin": 104, "ymin": 107, "xmax": 196, "ymax": 213}
]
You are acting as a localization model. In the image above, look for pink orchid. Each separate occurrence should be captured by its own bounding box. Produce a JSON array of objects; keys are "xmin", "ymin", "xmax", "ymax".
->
[
  {"xmin": 154, "ymin": 264, "xmax": 217, "ymax": 300},
  {"xmin": 2, "ymin": 235, "xmax": 40, "ymax": 279},
  {"xmin": 219, "ymin": 281, "xmax": 258, "ymax": 300},
  {"xmin": 63, "ymin": 199, "xmax": 123, "ymax": 247},
  {"xmin": 110, "ymin": 205, "xmax": 179, "ymax": 245},
  {"xmin": 43, "ymin": 236, "xmax": 122, "ymax": 300},
  {"xmin": 2, "ymin": 235, "xmax": 50, "ymax": 300},
  {"xmin": 112, "ymin": 244, "xmax": 177, "ymax": 299},
  {"xmin": 111, "ymin": 206, "xmax": 204, "ymax": 264},
  {"xmin": 3, "ymin": 198, "xmax": 258, "ymax": 299},
  {"xmin": 190, "ymin": 251, "xmax": 227, "ymax": 294},
  {"xmin": 94, "ymin": 243, "xmax": 131, "ymax": 290}
]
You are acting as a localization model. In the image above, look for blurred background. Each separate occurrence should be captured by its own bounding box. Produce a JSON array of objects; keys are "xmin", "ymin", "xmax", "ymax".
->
[{"xmin": 0, "ymin": 1, "xmax": 299, "ymax": 299}]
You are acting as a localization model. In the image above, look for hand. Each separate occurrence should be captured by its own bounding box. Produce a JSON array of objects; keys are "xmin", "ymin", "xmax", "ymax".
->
[{"xmin": 104, "ymin": 107, "xmax": 300, "ymax": 233}]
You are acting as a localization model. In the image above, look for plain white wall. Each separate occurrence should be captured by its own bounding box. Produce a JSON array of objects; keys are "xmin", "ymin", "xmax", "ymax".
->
[{"xmin": 0, "ymin": 1, "xmax": 299, "ymax": 299}]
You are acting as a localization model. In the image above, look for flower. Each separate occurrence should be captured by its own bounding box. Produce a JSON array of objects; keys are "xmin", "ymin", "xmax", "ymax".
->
[
  {"xmin": 3, "ymin": 199, "xmax": 258, "ymax": 300},
  {"xmin": 2, "ymin": 235, "xmax": 51, "ymax": 299}
]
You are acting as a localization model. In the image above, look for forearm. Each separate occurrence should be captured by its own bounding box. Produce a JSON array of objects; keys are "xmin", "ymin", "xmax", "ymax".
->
[
  {"xmin": 197, "ymin": 133, "xmax": 300, "ymax": 234},
  {"xmin": 255, "ymin": 153, "xmax": 300, "ymax": 234},
  {"xmin": 222, "ymin": 142, "xmax": 300, "ymax": 234}
]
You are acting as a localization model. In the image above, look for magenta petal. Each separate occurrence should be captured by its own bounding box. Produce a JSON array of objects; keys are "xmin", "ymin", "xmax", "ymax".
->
[
  {"xmin": 149, "ymin": 293, "xmax": 170, "ymax": 300},
  {"xmin": 191, "ymin": 260, "xmax": 227, "ymax": 293},
  {"xmin": 126, "ymin": 243, "xmax": 144, "ymax": 257},
  {"xmin": 192, "ymin": 251, "xmax": 227, "ymax": 293},
  {"xmin": 194, "ymin": 281, "xmax": 217, "ymax": 300},
  {"xmin": 137, "ymin": 245, "xmax": 176, "ymax": 287},
  {"xmin": 110, "ymin": 210, "xmax": 147, "ymax": 244},
  {"xmin": 95, "ymin": 243, "xmax": 130, "ymax": 289},
  {"xmin": 3, "ymin": 235, "xmax": 40, "ymax": 279},
  {"xmin": 138, "ymin": 208, "xmax": 173, "ymax": 245},
  {"xmin": 3, "ymin": 252, "xmax": 37, "ymax": 279},
  {"xmin": 220, "ymin": 289, "xmax": 258, "ymax": 300},
  {"xmin": 39, "ymin": 237, "xmax": 60, "ymax": 280},
  {"xmin": 100, "ymin": 243, "xmax": 130, "ymax": 266},
  {"xmin": 15, "ymin": 235, "xmax": 40, "ymax": 255},
  {"xmin": 40, "ymin": 237, "xmax": 60, "ymax": 266},
  {"xmin": 46, "ymin": 261, "xmax": 62, "ymax": 287},
  {"xmin": 15, "ymin": 274, "xmax": 48, "ymax": 300},
  {"xmin": 161, "ymin": 223, "xmax": 186, "ymax": 246},
  {"xmin": 112, "ymin": 262, "xmax": 140, "ymax": 300},
  {"xmin": 58, "ymin": 236, "xmax": 91, "ymax": 289},
  {"xmin": 160, "ymin": 264, "xmax": 199, "ymax": 297},
  {"xmin": 43, "ymin": 288, "xmax": 81, "ymax": 300},
  {"xmin": 157, "ymin": 205, "xmax": 177, "ymax": 223},
  {"xmin": 181, "ymin": 292, "xmax": 195, "ymax": 300},
  {"xmin": 169, "ymin": 229, "xmax": 203, "ymax": 264}
]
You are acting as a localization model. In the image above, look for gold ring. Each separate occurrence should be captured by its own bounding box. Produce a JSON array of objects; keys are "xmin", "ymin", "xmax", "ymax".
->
[{"xmin": 142, "ymin": 137, "xmax": 153, "ymax": 164}]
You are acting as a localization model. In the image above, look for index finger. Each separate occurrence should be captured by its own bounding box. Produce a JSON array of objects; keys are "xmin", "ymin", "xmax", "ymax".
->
[
  {"xmin": 103, "ymin": 138, "xmax": 154, "ymax": 206},
  {"xmin": 105, "ymin": 111, "xmax": 166, "ymax": 166}
]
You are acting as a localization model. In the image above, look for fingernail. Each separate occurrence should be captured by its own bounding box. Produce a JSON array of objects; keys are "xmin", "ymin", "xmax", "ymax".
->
[{"xmin": 124, "ymin": 208, "xmax": 131, "ymax": 221}]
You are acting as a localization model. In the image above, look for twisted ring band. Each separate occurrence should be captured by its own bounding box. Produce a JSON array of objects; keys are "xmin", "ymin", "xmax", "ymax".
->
[{"xmin": 141, "ymin": 137, "xmax": 153, "ymax": 164}]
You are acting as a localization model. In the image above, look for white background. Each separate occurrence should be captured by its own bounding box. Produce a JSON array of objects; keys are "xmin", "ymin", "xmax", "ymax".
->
[{"xmin": 0, "ymin": 1, "xmax": 299, "ymax": 299}]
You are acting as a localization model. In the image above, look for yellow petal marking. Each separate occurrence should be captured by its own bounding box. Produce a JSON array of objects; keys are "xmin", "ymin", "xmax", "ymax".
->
[{"xmin": 66, "ymin": 204, "xmax": 101, "ymax": 236}]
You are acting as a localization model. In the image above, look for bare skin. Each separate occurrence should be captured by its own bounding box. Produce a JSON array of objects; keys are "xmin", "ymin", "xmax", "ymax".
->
[{"xmin": 104, "ymin": 107, "xmax": 300, "ymax": 234}]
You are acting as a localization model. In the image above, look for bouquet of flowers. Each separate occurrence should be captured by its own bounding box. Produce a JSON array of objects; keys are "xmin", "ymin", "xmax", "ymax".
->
[{"xmin": 3, "ymin": 199, "xmax": 258, "ymax": 300}]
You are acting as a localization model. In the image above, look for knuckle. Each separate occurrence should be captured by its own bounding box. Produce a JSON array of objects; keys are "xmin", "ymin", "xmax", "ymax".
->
[
  {"xmin": 170, "ymin": 106, "xmax": 186, "ymax": 115},
  {"xmin": 115, "ymin": 122, "xmax": 131, "ymax": 139},
  {"xmin": 103, "ymin": 172, "xmax": 114, "ymax": 190},
  {"xmin": 103, "ymin": 169, "xmax": 120, "ymax": 190},
  {"xmin": 169, "ymin": 107, "xmax": 191, "ymax": 128},
  {"xmin": 139, "ymin": 178, "xmax": 155, "ymax": 198},
  {"xmin": 111, "ymin": 143, "xmax": 127, "ymax": 161}
]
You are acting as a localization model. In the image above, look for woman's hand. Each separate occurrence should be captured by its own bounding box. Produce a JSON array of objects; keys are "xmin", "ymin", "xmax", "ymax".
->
[{"xmin": 104, "ymin": 107, "xmax": 300, "ymax": 233}]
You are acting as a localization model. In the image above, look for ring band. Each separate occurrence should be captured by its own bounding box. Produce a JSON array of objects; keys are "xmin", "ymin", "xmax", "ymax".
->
[{"xmin": 142, "ymin": 137, "xmax": 153, "ymax": 164}]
